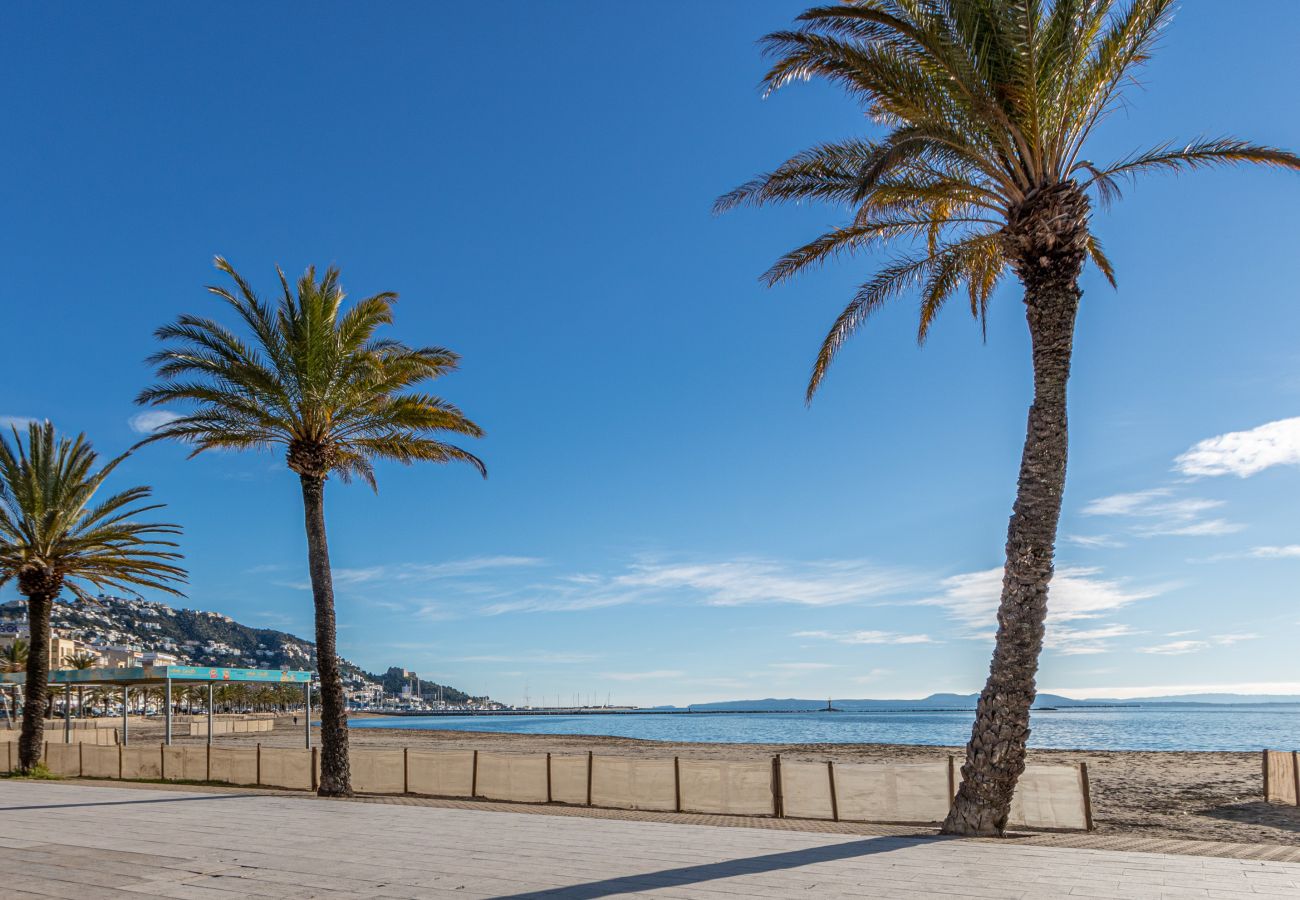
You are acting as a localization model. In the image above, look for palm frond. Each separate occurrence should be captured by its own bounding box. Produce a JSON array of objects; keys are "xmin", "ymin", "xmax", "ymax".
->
[
  {"xmin": 1076, "ymin": 138, "xmax": 1300, "ymax": 203},
  {"xmin": 806, "ymin": 232, "xmax": 1004, "ymax": 401}
]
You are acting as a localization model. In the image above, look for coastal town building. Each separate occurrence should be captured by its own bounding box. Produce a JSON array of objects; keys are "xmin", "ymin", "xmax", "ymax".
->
[{"xmin": 0, "ymin": 596, "xmax": 496, "ymax": 712}]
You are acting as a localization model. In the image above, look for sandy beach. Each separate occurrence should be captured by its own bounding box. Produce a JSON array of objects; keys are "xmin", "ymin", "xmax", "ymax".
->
[{"xmin": 81, "ymin": 716, "xmax": 1300, "ymax": 847}]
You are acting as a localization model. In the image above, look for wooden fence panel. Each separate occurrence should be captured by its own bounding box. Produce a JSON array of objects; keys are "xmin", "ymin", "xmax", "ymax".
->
[
  {"xmin": 1266, "ymin": 750, "xmax": 1298, "ymax": 805},
  {"xmin": 677, "ymin": 759, "xmax": 773, "ymax": 816},
  {"xmin": 81, "ymin": 745, "xmax": 119, "ymax": 779},
  {"xmin": 549, "ymin": 755, "xmax": 589, "ymax": 805},
  {"xmin": 590, "ymin": 756, "xmax": 676, "ymax": 811},
  {"xmin": 475, "ymin": 752, "xmax": 549, "ymax": 803},
  {"xmin": 406, "ymin": 750, "xmax": 474, "ymax": 797}
]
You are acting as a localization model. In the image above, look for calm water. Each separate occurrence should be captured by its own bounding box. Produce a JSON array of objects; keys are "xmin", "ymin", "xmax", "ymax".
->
[{"xmin": 349, "ymin": 706, "xmax": 1300, "ymax": 752}]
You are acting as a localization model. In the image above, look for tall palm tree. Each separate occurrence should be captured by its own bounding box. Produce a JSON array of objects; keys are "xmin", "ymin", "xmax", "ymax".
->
[
  {"xmin": 717, "ymin": 0, "xmax": 1300, "ymax": 835},
  {"xmin": 63, "ymin": 650, "xmax": 99, "ymax": 719},
  {"xmin": 138, "ymin": 257, "xmax": 486, "ymax": 796},
  {"xmin": 0, "ymin": 423, "xmax": 186, "ymax": 771}
]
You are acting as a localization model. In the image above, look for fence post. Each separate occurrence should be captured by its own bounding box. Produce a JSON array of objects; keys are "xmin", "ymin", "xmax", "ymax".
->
[
  {"xmin": 1284, "ymin": 749, "xmax": 1294, "ymax": 806},
  {"xmin": 1262, "ymin": 750, "xmax": 1270, "ymax": 803},
  {"xmin": 947, "ymin": 756, "xmax": 956, "ymax": 804},
  {"xmin": 207, "ymin": 743, "xmax": 212, "ymax": 782},
  {"xmin": 79, "ymin": 741, "xmax": 84, "ymax": 778},
  {"xmin": 311, "ymin": 746, "xmax": 318, "ymax": 792},
  {"xmin": 118, "ymin": 743, "xmax": 123, "ymax": 780},
  {"xmin": 673, "ymin": 756, "xmax": 681, "ymax": 813},
  {"xmin": 1079, "ymin": 762, "xmax": 1094, "ymax": 831},
  {"xmin": 471, "ymin": 749, "xmax": 479, "ymax": 798},
  {"xmin": 546, "ymin": 752, "xmax": 553, "ymax": 803},
  {"xmin": 586, "ymin": 750, "xmax": 593, "ymax": 806},
  {"xmin": 827, "ymin": 760, "xmax": 839, "ymax": 822},
  {"xmin": 772, "ymin": 754, "xmax": 784, "ymax": 818},
  {"xmin": 403, "ymin": 747, "xmax": 409, "ymax": 795},
  {"xmin": 160, "ymin": 743, "xmax": 166, "ymax": 781},
  {"xmin": 256, "ymin": 743, "xmax": 262, "ymax": 787}
]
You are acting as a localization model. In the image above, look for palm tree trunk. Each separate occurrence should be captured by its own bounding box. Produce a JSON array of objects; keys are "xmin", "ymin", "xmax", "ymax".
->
[
  {"xmin": 943, "ymin": 188, "xmax": 1087, "ymax": 837},
  {"xmin": 299, "ymin": 473, "xmax": 352, "ymax": 797},
  {"xmin": 18, "ymin": 589, "xmax": 55, "ymax": 771}
]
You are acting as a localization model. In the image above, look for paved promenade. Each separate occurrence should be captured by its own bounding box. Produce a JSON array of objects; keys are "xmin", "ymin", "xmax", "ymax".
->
[{"xmin": 2, "ymin": 782, "xmax": 1299, "ymax": 899}]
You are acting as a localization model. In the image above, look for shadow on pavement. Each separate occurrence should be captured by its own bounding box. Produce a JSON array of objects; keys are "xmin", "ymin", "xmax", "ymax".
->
[{"xmin": 489, "ymin": 835, "xmax": 943, "ymax": 899}]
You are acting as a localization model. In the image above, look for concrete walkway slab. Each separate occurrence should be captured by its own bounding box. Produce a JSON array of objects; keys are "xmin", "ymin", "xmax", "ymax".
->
[{"xmin": 1, "ymin": 782, "xmax": 1298, "ymax": 899}]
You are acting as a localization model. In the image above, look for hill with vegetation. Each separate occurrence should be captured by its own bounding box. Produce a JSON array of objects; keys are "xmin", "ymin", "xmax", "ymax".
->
[{"xmin": 0, "ymin": 595, "xmax": 477, "ymax": 703}]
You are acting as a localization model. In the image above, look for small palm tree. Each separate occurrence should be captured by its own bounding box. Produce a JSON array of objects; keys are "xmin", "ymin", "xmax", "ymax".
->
[
  {"xmin": 1, "ymin": 637, "xmax": 27, "ymax": 730},
  {"xmin": 0, "ymin": 423, "xmax": 186, "ymax": 771},
  {"xmin": 138, "ymin": 257, "xmax": 486, "ymax": 796},
  {"xmin": 717, "ymin": 0, "xmax": 1300, "ymax": 835},
  {"xmin": 86, "ymin": 684, "xmax": 113, "ymax": 718},
  {"xmin": 0, "ymin": 637, "xmax": 26, "ymax": 673},
  {"xmin": 63, "ymin": 650, "xmax": 99, "ymax": 719},
  {"xmin": 181, "ymin": 684, "xmax": 207, "ymax": 715}
]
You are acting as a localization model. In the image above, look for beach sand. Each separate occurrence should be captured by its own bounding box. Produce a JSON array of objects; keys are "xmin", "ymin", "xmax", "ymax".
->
[{"xmin": 90, "ymin": 715, "xmax": 1300, "ymax": 846}]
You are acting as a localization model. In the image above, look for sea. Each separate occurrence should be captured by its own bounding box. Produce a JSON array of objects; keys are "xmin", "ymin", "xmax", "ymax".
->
[{"xmin": 348, "ymin": 705, "xmax": 1300, "ymax": 752}]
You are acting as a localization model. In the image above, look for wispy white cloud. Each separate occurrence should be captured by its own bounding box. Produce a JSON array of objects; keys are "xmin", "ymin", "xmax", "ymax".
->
[
  {"xmin": 600, "ymin": 669, "xmax": 685, "ymax": 681},
  {"xmin": 128, "ymin": 410, "xmax": 182, "ymax": 434},
  {"xmin": 412, "ymin": 602, "xmax": 458, "ymax": 622},
  {"xmin": 794, "ymin": 629, "xmax": 935, "ymax": 645},
  {"xmin": 454, "ymin": 651, "xmax": 602, "ymax": 665},
  {"xmin": 1211, "ymin": 632, "xmax": 1259, "ymax": 646},
  {"xmin": 1140, "ymin": 633, "xmax": 1257, "ymax": 655},
  {"xmin": 613, "ymin": 558, "xmax": 919, "ymax": 608},
  {"xmin": 1063, "ymin": 534, "xmax": 1126, "ymax": 549},
  {"xmin": 480, "ymin": 557, "xmax": 922, "ymax": 616},
  {"xmin": 1082, "ymin": 488, "xmax": 1242, "ymax": 538},
  {"xmin": 1140, "ymin": 639, "xmax": 1208, "ymax": 655},
  {"xmin": 1175, "ymin": 417, "xmax": 1300, "ymax": 478},
  {"xmin": 769, "ymin": 662, "xmax": 838, "ymax": 671},
  {"xmin": 337, "ymin": 557, "xmax": 543, "ymax": 586},
  {"xmin": 920, "ymin": 566, "xmax": 1159, "ymax": 654},
  {"xmin": 1046, "ymin": 624, "xmax": 1136, "ymax": 656},
  {"xmin": 1041, "ymin": 681, "xmax": 1300, "ymax": 700},
  {"xmin": 244, "ymin": 563, "xmax": 290, "ymax": 576},
  {"xmin": 479, "ymin": 594, "xmax": 638, "ymax": 616},
  {"xmin": 1141, "ymin": 518, "xmax": 1244, "ymax": 537},
  {"xmin": 1082, "ymin": 489, "xmax": 1179, "ymax": 517},
  {"xmin": 0, "ymin": 415, "xmax": 39, "ymax": 430},
  {"xmin": 850, "ymin": 668, "xmax": 892, "ymax": 684},
  {"xmin": 275, "ymin": 556, "xmax": 544, "ymax": 594},
  {"xmin": 1249, "ymin": 545, "xmax": 1300, "ymax": 559}
]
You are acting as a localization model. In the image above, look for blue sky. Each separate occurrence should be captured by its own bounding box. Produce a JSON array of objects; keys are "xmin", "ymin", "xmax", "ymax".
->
[{"xmin": 3, "ymin": 2, "xmax": 1299, "ymax": 706}]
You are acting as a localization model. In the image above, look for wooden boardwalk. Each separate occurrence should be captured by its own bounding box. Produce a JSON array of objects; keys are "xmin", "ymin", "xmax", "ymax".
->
[{"xmin": 2, "ymin": 781, "xmax": 1299, "ymax": 899}]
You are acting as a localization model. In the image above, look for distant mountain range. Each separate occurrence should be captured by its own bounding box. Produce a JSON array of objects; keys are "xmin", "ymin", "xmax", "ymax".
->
[{"xmin": 682, "ymin": 692, "xmax": 1300, "ymax": 711}]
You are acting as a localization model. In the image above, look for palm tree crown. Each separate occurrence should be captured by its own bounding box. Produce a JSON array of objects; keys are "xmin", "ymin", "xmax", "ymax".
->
[
  {"xmin": 137, "ymin": 256, "xmax": 486, "ymax": 485},
  {"xmin": 0, "ymin": 422, "xmax": 186, "ymax": 601},
  {"xmin": 717, "ymin": 0, "xmax": 1300, "ymax": 398}
]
